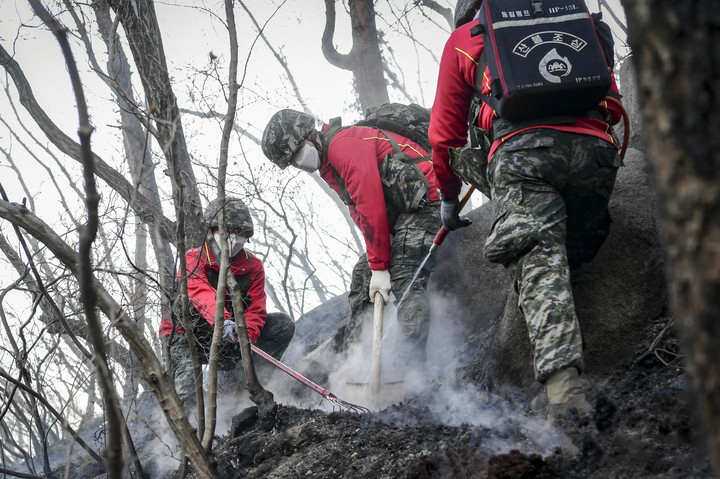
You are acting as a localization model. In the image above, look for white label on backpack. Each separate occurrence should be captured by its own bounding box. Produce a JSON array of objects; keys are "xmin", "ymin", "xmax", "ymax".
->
[
  {"xmin": 512, "ymin": 30, "xmax": 587, "ymax": 58},
  {"xmin": 539, "ymin": 48, "xmax": 572, "ymax": 83}
]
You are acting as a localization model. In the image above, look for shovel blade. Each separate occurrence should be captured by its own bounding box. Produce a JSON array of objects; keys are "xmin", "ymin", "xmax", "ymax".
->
[{"xmin": 344, "ymin": 380, "xmax": 405, "ymax": 410}]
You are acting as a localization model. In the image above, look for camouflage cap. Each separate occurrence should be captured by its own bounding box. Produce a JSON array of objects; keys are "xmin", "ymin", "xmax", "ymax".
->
[
  {"xmin": 204, "ymin": 197, "xmax": 253, "ymax": 238},
  {"xmin": 261, "ymin": 109, "xmax": 316, "ymax": 169},
  {"xmin": 454, "ymin": 0, "xmax": 482, "ymax": 28}
]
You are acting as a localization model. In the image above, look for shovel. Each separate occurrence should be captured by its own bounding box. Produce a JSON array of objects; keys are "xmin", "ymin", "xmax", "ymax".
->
[{"xmin": 345, "ymin": 292, "xmax": 405, "ymax": 409}]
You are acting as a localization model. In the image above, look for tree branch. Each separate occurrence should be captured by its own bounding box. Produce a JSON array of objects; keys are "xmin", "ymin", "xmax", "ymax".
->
[
  {"xmin": 107, "ymin": 0, "xmax": 204, "ymax": 245},
  {"xmin": 0, "ymin": 369, "xmax": 103, "ymax": 466},
  {"xmin": 202, "ymin": 0, "xmax": 240, "ymax": 452},
  {"xmin": 415, "ymin": 0, "xmax": 453, "ymax": 28},
  {"xmin": 26, "ymin": 1, "xmax": 124, "ymax": 474},
  {"xmin": 237, "ymin": 0, "xmax": 311, "ymax": 114},
  {"xmin": 0, "ymin": 43, "xmax": 177, "ymax": 244},
  {"xmin": 322, "ymin": 0, "xmax": 353, "ymax": 70},
  {"xmin": 0, "ymin": 201, "xmax": 216, "ymax": 478}
]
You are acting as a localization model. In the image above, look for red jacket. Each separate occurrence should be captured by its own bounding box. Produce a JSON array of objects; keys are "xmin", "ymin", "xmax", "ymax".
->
[
  {"xmin": 319, "ymin": 125, "xmax": 440, "ymax": 270},
  {"xmin": 158, "ymin": 245, "xmax": 266, "ymax": 343},
  {"xmin": 429, "ymin": 19, "xmax": 623, "ymax": 199}
]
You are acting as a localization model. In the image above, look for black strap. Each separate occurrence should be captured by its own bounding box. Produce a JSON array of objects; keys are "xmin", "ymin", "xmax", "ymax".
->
[
  {"xmin": 468, "ymin": 49, "xmax": 489, "ymax": 147},
  {"xmin": 379, "ymin": 129, "xmax": 405, "ymax": 157},
  {"xmin": 322, "ymin": 125, "xmax": 355, "ymax": 206},
  {"xmin": 491, "ymin": 116, "xmax": 576, "ymax": 139}
]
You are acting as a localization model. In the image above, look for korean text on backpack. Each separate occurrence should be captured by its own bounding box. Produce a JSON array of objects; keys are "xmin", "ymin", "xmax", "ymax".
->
[{"xmin": 476, "ymin": 0, "xmax": 612, "ymax": 122}]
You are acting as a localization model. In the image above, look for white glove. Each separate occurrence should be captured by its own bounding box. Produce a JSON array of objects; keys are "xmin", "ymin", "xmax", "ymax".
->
[
  {"xmin": 369, "ymin": 269, "xmax": 391, "ymax": 304},
  {"xmin": 222, "ymin": 320, "xmax": 238, "ymax": 343}
]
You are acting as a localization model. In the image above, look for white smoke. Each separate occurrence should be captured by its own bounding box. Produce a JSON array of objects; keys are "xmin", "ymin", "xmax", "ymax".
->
[
  {"xmin": 264, "ymin": 290, "xmax": 577, "ymax": 457},
  {"xmin": 124, "ymin": 288, "xmax": 577, "ymax": 477}
]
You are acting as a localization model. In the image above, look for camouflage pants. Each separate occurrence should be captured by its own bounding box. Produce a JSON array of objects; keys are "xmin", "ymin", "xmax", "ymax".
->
[
  {"xmin": 166, "ymin": 312, "xmax": 295, "ymax": 408},
  {"xmin": 485, "ymin": 130, "xmax": 621, "ymax": 383},
  {"xmin": 343, "ymin": 202, "xmax": 442, "ymax": 364}
]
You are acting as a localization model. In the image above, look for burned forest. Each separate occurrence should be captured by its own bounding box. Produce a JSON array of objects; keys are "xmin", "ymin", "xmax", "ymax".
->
[{"xmin": 0, "ymin": 1, "xmax": 719, "ymax": 478}]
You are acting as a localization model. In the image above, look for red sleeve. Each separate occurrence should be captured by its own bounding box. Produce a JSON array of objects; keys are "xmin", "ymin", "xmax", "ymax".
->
[
  {"xmin": 185, "ymin": 248, "xmax": 231, "ymax": 327},
  {"xmin": 243, "ymin": 259, "xmax": 267, "ymax": 344},
  {"xmin": 429, "ymin": 24, "xmax": 482, "ymax": 199},
  {"xmin": 329, "ymin": 135, "xmax": 391, "ymax": 270}
]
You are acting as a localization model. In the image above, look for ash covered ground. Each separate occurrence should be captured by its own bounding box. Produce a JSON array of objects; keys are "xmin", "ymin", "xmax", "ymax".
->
[
  {"xmin": 54, "ymin": 314, "xmax": 709, "ymax": 479},
  {"xmin": 191, "ymin": 316, "xmax": 709, "ymax": 479}
]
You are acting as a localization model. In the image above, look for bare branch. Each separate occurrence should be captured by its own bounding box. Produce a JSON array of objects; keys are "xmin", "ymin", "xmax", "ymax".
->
[
  {"xmin": 0, "ymin": 465, "xmax": 46, "ymax": 479},
  {"xmin": 414, "ymin": 0, "xmax": 453, "ymax": 28},
  {"xmin": 237, "ymin": 0, "xmax": 311, "ymax": 114},
  {"xmin": 26, "ymin": 0, "xmax": 124, "ymax": 474},
  {"xmin": 0, "ymin": 44, "xmax": 177, "ymax": 244},
  {"xmin": 322, "ymin": 0, "xmax": 353, "ymax": 70},
  {"xmin": 0, "ymin": 200, "xmax": 216, "ymax": 478},
  {"xmin": 0, "ymin": 369, "xmax": 103, "ymax": 466},
  {"xmin": 202, "ymin": 0, "xmax": 241, "ymax": 451},
  {"xmin": 599, "ymin": 0, "xmax": 628, "ymax": 34},
  {"xmin": 107, "ymin": 0, "xmax": 204, "ymax": 244}
]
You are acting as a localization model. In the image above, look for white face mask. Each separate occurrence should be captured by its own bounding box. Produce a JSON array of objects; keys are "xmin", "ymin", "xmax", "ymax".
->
[
  {"xmin": 291, "ymin": 143, "xmax": 321, "ymax": 173},
  {"xmin": 213, "ymin": 233, "xmax": 246, "ymax": 257}
]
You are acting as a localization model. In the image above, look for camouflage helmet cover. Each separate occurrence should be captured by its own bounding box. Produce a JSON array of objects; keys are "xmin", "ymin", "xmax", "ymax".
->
[
  {"xmin": 204, "ymin": 197, "xmax": 253, "ymax": 238},
  {"xmin": 454, "ymin": 0, "xmax": 482, "ymax": 28},
  {"xmin": 261, "ymin": 109, "xmax": 317, "ymax": 169}
]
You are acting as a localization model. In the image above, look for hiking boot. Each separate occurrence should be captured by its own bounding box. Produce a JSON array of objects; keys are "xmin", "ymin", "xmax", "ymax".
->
[{"xmin": 545, "ymin": 367, "xmax": 593, "ymax": 425}]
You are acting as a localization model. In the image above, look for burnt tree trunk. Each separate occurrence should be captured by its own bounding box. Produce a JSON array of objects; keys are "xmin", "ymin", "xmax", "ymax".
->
[
  {"xmin": 620, "ymin": 1, "xmax": 720, "ymax": 473},
  {"xmin": 322, "ymin": 0, "xmax": 389, "ymax": 111}
]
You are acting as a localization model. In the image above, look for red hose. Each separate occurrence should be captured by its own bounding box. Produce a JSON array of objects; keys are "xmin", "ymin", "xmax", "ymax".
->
[{"xmin": 605, "ymin": 95, "xmax": 630, "ymax": 160}]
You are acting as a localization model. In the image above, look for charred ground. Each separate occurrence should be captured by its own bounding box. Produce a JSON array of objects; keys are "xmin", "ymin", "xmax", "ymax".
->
[{"xmin": 198, "ymin": 316, "xmax": 709, "ymax": 479}]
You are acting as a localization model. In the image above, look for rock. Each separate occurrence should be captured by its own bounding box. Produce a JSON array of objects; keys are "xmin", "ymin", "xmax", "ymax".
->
[
  {"xmin": 283, "ymin": 293, "xmax": 349, "ymax": 364},
  {"xmin": 618, "ymin": 58, "xmax": 644, "ymax": 151},
  {"xmin": 232, "ymin": 406, "xmax": 258, "ymax": 437}
]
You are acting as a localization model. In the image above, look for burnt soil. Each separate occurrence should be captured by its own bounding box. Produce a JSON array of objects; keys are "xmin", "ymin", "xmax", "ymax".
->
[{"xmin": 198, "ymin": 317, "xmax": 711, "ymax": 479}]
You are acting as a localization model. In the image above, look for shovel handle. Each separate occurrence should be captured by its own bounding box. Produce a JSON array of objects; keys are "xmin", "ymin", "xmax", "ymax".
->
[
  {"xmin": 433, "ymin": 186, "xmax": 476, "ymax": 246},
  {"xmin": 371, "ymin": 292, "xmax": 385, "ymax": 393}
]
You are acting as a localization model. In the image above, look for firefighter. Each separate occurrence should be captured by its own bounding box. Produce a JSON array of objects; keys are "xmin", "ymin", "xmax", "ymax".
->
[
  {"xmin": 159, "ymin": 197, "xmax": 295, "ymax": 407},
  {"xmin": 429, "ymin": 0, "xmax": 624, "ymax": 422},
  {"xmin": 261, "ymin": 109, "xmax": 441, "ymax": 368}
]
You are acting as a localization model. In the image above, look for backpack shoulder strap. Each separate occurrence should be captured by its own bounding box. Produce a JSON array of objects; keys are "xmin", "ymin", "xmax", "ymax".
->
[
  {"xmin": 469, "ymin": 23, "xmax": 490, "ymax": 147},
  {"xmin": 329, "ymin": 166, "xmax": 354, "ymax": 206},
  {"xmin": 321, "ymin": 125, "xmax": 355, "ymax": 206},
  {"xmin": 377, "ymin": 129, "xmax": 431, "ymax": 164},
  {"xmin": 378, "ymin": 129, "xmax": 405, "ymax": 157}
]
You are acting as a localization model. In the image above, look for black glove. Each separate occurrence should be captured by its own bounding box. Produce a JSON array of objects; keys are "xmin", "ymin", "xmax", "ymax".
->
[{"xmin": 440, "ymin": 196, "xmax": 472, "ymax": 231}]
